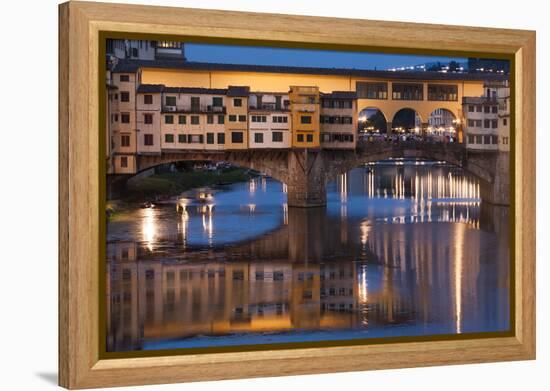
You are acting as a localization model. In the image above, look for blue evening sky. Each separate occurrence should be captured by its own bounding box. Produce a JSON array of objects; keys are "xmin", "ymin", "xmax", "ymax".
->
[{"xmin": 185, "ymin": 43, "xmax": 465, "ymax": 70}]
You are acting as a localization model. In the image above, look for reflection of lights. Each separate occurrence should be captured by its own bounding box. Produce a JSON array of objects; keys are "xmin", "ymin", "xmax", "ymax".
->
[
  {"xmin": 178, "ymin": 209, "xmax": 189, "ymax": 248},
  {"xmin": 249, "ymin": 179, "xmax": 257, "ymax": 194},
  {"xmin": 142, "ymin": 207, "xmax": 157, "ymax": 252},
  {"xmin": 282, "ymin": 183, "xmax": 288, "ymax": 194},
  {"xmin": 282, "ymin": 203, "xmax": 288, "ymax": 225},
  {"xmin": 202, "ymin": 212, "xmax": 213, "ymax": 243},
  {"xmin": 360, "ymin": 221, "xmax": 371, "ymax": 245},
  {"xmin": 248, "ymin": 204, "xmax": 256, "ymax": 213},
  {"xmin": 453, "ymin": 223, "xmax": 466, "ymax": 334},
  {"xmin": 339, "ymin": 173, "xmax": 348, "ymax": 202}
]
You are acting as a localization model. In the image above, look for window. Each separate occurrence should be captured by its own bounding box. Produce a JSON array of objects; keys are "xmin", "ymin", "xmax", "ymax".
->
[
  {"xmin": 165, "ymin": 96, "xmax": 176, "ymax": 106},
  {"xmin": 468, "ymin": 134, "xmax": 475, "ymax": 144},
  {"xmin": 503, "ymin": 118, "xmax": 508, "ymax": 126},
  {"xmin": 188, "ymin": 135, "xmax": 203, "ymax": 143},
  {"xmin": 120, "ymin": 74, "xmax": 130, "ymax": 82},
  {"xmin": 503, "ymin": 137, "xmax": 509, "ymax": 145},
  {"xmin": 468, "ymin": 105, "xmax": 474, "ymax": 112},
  {"xmin": 342, "ymin": 116, "xmax": 353, "ymax": 124},
  {"xmin": 212, "ymin": 97, "xmax": 223, "ymax": 107},
  {"xmin": 484, "ymin": 105, "xmax": 490, "ymax": 113},
  {"xmin": 492, "ymin": 135, "xmax": 498, "ymax": 144},
  {"xmin": 144, "ymin": 94, "xmax": 153, "ymax": 104},
  {"xmin": 392, "ymin": 83, "xmax": 423, "ymax": 100},
  {"xmin": 190, "ymin": 97, "xmax": 200, "ymax": 111},
  {"xmin": 251, "ymin": 115, "xmax": 267, "ymax": 123},
  {"xmin": 165, "ymin": 134, "xmax": 174, "ymax": 143},
  {"xmin": 120, "ymin": 156, "xmax": 128, "ymax": 168},
  {"xmin": 231, "ymin": 132, "xmax": 243, "ymax": 143},
  {"xmin": 164, "ymin": 115, "xmax": 174, "ymax": 124},
  {"xmin": 233, "ymin": 98, "xmax": 242, "ymax": 107},
  {"xmin": 492, "ymin": 119, "xmax": 498, "ymax": 128},
  {"xmin": 238, "ymin": 115, "xmax": 247, "ymax": 122},
  {"xmin": 143, "ymin": 114, "xmax": 153, "ymax": 124},
  {"xmin": 217, "ymin": 133, "xmax": 225, "ymax": 144},
  {"xmin": 228, "ymin": 115, "xmax": 237, "ymax": 122},
  {"xmin": 120, "ymin": 91, "xmax": 130, "ymax": 102},
  {"xmin": 272, "ymin": 132, "xmax": 283, "ymax": 142},
  {"xmin": 301, "ymin": 116, "xmax": 312, "ymax": 124},
  {"xmin": 297, "ymin": 134, "xmax": 304, "ymax": 142},
  {"xmin": 144, "ymin": 134, "xmax": 154, "ymax": 146},
  {"xmin": 492, "ymin": 106, "xmax": 498, "ymax": 113},
  {"xmin": 178, "ymin": 134, "xmax": 186, "ymax": 143},
  {"xmin": 207, "ymin": 115, "xmax": 214, "ymax": 124},
  {"xmin": 476, "ymin": 105, "xmax": 482, "ymax": 112},
  {"xmin": 120, "ymin": 134, "xmax": 130, "ymax": 147},
  {"xmin": 113, "ymin": 114, "xmax": 118, "ymax": 122},
  {"xmin": 191, "ymin": 116, "xmax": 199, "ymax": 125},
  {"xmin": 114, "ymin": 94, "xmax": 118, "ymax": 100},
  {"xmin": 484, "ymin": 119, "xmax": 491, "ymax": 128},
  {"xmin": 306, "ymin": 134, "xmax": 313, "ymax": 142},
  {"xmin": 476, "ymin": 135, "xmax": 483, "ymax": 144},
  {"xmin": 178, "ymin": 115, "xmax": 186, "ymax": 124},
  {"xmin": 484, "ymin": 135, "xmax": 491, "ymax": 144},
  {"xmin": 273, "ymin": 116, "xmax": 287, "ymax": 123},
  {"xmin": 468, "ymin": 119, "xmax": 475, "ymax": 127},
  {"xmin": 427, "ymin": 84, "xmax": 458, "ymax": 101},
  {"xmin": 206, "ymin": 133, "xmax": 214, "ymax": 144},
  {"xmin": 121, "ymin": 113, "xmax": 130, "ymax": 123},
  {"xmin": 132, "ymin": 47, "xmax": 138, "ymax": 57},
  {"xmin": 356, "ymin": 82, "xmax": 388, "ymax": 99},
  {"xmin": 218, "ymin": 115, "xmax": 225, "ymax": 124},
  {"xmin": 254, "ymin": 133, "xmax": 264, "ymax": 143}
]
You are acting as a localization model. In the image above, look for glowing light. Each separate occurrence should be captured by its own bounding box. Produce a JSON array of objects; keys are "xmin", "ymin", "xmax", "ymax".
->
[{"xmin": 142, "ymin": 207, "xmax": 157, "ymax": 252}]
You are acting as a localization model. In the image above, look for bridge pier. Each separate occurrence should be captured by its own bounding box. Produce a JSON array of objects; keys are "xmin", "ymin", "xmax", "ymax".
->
[
  {"xmin": 386, "ymin": 121, "xmax": 393, "ymax": 135},
  {"xmin": 477, "ymin": 152, "xmax": 510, "ymax": 206},
  {"xmin": 286, "ymin": 150, "xmax": 327, "ymax": 208}
]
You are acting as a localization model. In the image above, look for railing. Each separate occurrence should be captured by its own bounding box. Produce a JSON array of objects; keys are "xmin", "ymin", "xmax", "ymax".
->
[
  {"xmin": 249, "ymin": 103, "xmax": 289, "ymax": 111},
  {"xmin": 162, "ymin": 105, "xmax": 226, "ymax": 113}
]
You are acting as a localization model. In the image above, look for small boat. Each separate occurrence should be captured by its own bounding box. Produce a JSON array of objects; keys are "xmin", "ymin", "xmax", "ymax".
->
[{"xmin": 140, "ymin": 201, "xmax": 155, "ymax": 209}]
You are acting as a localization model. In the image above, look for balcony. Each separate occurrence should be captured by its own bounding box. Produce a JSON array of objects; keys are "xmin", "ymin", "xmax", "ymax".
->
[
  {"xmin": 162, "ymin": 105, "xmax": 226, "ymax": 114},
  {"xmin": 249, "ymin": 103, "xmax": 289, "ymax": 111}
]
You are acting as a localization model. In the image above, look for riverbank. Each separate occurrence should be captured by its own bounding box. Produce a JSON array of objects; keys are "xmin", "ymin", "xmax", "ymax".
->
[{"xmin": 107, "ymin": 167, "xmax": 255, "ymax": 219}]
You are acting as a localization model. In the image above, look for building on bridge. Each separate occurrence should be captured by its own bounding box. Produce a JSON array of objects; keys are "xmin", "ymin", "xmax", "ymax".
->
[
  {"xmin": 248, "ymin": 92, "xmax": 292, "ymax": 149},
  {"xmin": 462, "ymin": 80, "xmax": 510, "ymax": 151},
  {"xmin": 320, "ymin": 91, "xmax": 357, "ymax": 149},
  {"xmin": 107, "ymin": 59, "xmax": 507, "ymax": 174}
]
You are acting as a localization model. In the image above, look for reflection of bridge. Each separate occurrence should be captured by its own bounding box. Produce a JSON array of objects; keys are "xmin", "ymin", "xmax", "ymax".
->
[{"xmin": 111, "ymin": 141, "xmax": 509, "ymax": 206}]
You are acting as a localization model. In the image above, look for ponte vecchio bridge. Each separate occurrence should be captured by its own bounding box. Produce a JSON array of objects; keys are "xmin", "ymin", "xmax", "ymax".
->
[{"xmin": 107, "ymin": 60, "xmax": 509, "ymax": 207}]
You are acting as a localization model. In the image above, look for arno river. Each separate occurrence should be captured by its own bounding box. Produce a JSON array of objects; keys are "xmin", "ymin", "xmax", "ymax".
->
[{"xmin": 106, "ymin": 159, "xmax": 510, "ymax": 352}]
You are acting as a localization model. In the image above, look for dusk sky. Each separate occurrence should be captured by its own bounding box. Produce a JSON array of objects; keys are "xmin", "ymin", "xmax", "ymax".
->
[{"xmin": 185, "ymin": 43, "xmax": 465, "ymax": 70}]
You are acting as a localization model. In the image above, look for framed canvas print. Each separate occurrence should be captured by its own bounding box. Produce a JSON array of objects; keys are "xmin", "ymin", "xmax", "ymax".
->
[{"xmin": 58, "ymin": 1, "xmax": 536, "ymax": 389}]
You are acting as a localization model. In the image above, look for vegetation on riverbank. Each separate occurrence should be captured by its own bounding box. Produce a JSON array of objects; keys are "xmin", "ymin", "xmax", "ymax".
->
[
  {"xmin": 114, "ymin": 167, "xmax": 251, "ymax": 201},
  {"xmin": 106, "ymin": 166, "xmax": 256, "ymax": 220}
]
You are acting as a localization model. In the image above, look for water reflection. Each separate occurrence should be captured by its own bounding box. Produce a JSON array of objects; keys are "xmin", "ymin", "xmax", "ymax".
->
[{"xmin": 107, "ymin": 162, "xmax": 509, "ymax": 352}]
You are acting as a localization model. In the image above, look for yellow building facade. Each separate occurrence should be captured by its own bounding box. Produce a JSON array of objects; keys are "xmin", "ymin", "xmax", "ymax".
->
[{"xmin": 289, "ymin": 86, "xmax": 321, "ymax": 148}]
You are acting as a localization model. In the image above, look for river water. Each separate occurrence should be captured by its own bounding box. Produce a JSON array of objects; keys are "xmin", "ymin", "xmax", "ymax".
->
[{"xmin": 106, "ymin": 159, "xmax": 510, "ymax": 352}]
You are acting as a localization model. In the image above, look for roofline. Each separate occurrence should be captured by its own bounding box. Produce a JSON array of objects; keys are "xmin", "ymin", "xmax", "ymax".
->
[{"xmin": 112, "ymin": 59, "xmax": 509, "ymax": 82}]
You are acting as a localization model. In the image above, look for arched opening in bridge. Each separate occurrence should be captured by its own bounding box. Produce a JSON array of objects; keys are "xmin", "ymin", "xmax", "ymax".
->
[
  {"xmin": 427, "ymin": 108, "xmax": 459, "ymax": 141},
  {"xmin": 391, "ymin": 108, "xmax": 422, "ymax": 133},
  {"xmin": 358, "ymin": 107, "xmax": 388, "ymax": 134}
]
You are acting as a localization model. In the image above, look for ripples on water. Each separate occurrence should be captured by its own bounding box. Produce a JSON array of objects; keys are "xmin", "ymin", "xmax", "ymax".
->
[{"xmin": 106, "ymin": 160, "xmax": 510, "ymax": 352}]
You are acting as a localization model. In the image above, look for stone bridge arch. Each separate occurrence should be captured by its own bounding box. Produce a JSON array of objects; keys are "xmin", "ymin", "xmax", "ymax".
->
[
  {"xmin": 109, "ymin": 144, "xmax": 508, "ymax": 207},
  {"xmin": 358, "ymin": 107, "xmax": 389, "ymax": 133},
  {"xmin": 135, "ymin": 150, "xmax": 292, "ymax": 185}
]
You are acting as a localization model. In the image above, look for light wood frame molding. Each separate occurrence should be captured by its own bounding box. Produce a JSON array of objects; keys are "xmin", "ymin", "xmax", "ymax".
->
[{"xmin": 58, "ymin": 1, "xmax": 536, "ymax": 388}]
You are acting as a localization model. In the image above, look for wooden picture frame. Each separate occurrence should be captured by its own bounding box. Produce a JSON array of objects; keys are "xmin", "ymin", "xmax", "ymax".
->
[{"xmin": 59, "ymin": 1, "xmax": 536, "ymax": 388}]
